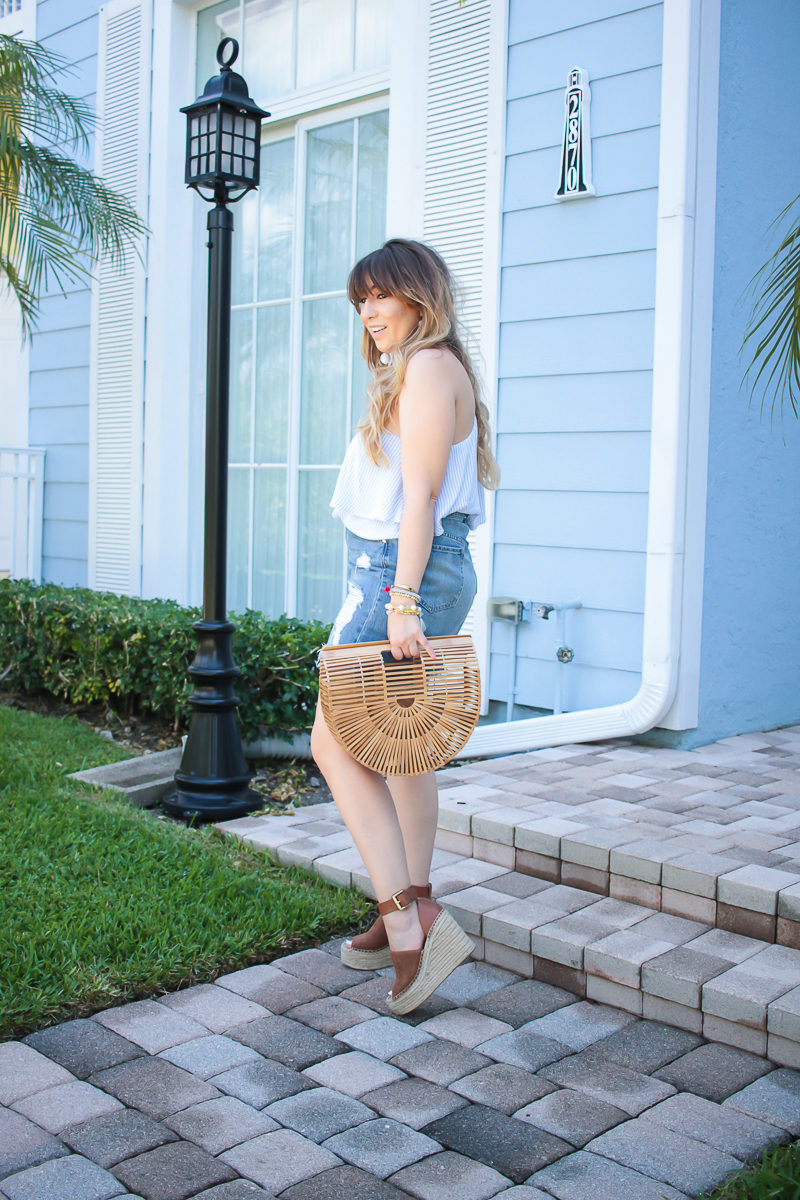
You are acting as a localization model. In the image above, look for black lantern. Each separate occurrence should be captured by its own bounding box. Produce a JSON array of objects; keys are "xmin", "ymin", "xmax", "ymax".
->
[
  {"xmin": 162, "ymin": 40, "xmax": 269, "ymax": 823},
  {"xmin": 181, "ymin": 38, "xmax": 268, "ymax": 197}
]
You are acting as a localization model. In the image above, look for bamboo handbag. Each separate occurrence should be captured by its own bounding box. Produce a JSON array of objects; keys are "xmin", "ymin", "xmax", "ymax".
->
[{"xmin": 318, "ymin": 634, "xmax": 481, "ymax": 776}]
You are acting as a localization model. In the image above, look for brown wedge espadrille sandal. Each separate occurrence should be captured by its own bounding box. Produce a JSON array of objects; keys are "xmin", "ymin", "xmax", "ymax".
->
[
  {"xmin": 384, "ymin": 895, "xmax": 474, "ymax": 1016},
  {"xmin": 340, "ymin": 883, "xmax": 432, "ymax": 970}
]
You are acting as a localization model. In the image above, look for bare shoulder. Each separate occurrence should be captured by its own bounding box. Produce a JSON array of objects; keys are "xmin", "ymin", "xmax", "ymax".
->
[{"xmin": 405, "ymin": 346, "xmax": 466, "ymax": 389}]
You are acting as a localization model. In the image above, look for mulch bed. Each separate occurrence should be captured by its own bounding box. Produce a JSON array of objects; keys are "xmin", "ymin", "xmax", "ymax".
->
[{"xmin": 0, "ymin": 688, "xmax": 333, "ymax": 811}]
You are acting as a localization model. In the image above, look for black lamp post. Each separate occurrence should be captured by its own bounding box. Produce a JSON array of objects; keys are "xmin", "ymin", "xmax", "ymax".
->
[{"xmin": 162, "ymin": 39, "xmax": 269, "ymax": 822}]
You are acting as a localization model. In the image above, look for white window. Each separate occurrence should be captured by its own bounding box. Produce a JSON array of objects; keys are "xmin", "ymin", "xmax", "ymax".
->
[
  {"xmin": 195, "ymin": 2, "xmax": 389, "ymax": 622},
  {"xmin": 197, "ymin": 0, "xmax": 389, "ymax": 99}
]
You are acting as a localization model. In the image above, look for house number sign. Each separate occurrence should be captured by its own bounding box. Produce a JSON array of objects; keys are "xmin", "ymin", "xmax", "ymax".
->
[{"xmin": 556, "ymin": 67, "xmax": 595, "ymax": 199}]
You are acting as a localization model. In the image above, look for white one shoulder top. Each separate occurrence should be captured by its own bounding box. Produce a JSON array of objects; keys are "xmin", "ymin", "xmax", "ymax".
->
[{"xmin": 330, "ymin": 418, "xmax": 485, "ymax": 541}]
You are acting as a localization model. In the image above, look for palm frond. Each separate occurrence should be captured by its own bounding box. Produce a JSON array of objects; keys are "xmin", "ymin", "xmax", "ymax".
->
[
  {"xmin": 741, "ymin": 194, "xmax": 800, "ymax": 421},
  {"xmin": 0, "ymin": 34, "xmax": 93, "ymax": 153},
  {"xmin": 0, "ymin": 33, "xmax": 150, "ymax": 340},
  {"xmin": 4, "ymin": 143, "xmax": 148, "ymax": 262}
]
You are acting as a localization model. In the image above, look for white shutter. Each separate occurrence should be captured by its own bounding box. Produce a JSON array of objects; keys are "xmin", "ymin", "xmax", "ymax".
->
[
  {"xmin": 422, "ymin": 0, "xmax": 505, "ymax": 710},
  {"xmin": 89, "ymin": 0, "xmax": 150, "ymax": 594}
]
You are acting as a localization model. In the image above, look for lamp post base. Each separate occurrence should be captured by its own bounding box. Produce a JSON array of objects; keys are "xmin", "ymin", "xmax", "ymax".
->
[
  {"xmin": 161, "ymin": 618, "xmax": 262, "ymax": 824},
  {"xmin": 161, "ymin": 784, "xmax": 262, "ymax": 824}
]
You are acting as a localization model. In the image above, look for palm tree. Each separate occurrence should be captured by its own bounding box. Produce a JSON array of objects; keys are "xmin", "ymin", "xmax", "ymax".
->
[
  {"xmin": 0, "ymin": 33, "xmax": 147, "ymax": 339},
  {"xmin": 741, "ymin": 195, "xmax": 800, "ymax": 421}
]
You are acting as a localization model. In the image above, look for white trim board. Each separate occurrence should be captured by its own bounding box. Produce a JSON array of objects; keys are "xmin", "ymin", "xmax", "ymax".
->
[{"xmin": 659, "ymin": 0, "xmax": 719, "ymax": 730}]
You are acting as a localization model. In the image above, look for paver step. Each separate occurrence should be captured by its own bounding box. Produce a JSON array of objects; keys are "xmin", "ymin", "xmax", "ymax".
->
[
  {"xmin": 432, "ymin": 750, "xmax": 800, "ymax": 951},
  {"xmin": 218, "ymin": 800, "xmax": 800, "ymax": 1072}
]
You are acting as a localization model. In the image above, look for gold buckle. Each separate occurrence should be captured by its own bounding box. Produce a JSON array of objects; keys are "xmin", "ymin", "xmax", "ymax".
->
[{"xmin": 390, "ymin": 889, "xmax": 412, "ymax": 911}]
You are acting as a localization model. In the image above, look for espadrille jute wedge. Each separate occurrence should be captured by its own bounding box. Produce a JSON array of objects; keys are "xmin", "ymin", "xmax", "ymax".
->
[
  {"xmin": 385, "ymin": 896, "xmax": 474, "ymax": 1016},
  {"xmin": 341, "ymin": 883, "xmax": 432, "ymax": 970}
]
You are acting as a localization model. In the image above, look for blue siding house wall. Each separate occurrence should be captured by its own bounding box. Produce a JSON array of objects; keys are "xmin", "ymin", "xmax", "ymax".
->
[
  {"xmin": 28, "ymin": 0, "xmax": 101, "ymax": 587},
  {"xmin": 12, "ymin": 0, "xmax": 800, "ymax": 748},
  {"xmin": 693, "ymin": 0, "xmax": 800, "ymax": 744},
  {"xmin": 492, "ymin": 1, "xmax": 662, "ymax": 716}
]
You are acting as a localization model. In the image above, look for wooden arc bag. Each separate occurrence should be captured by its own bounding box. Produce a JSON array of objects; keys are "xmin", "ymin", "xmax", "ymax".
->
[{"xmin": 318, "ymin": 634, "xmax": 481, "ymax": 776}]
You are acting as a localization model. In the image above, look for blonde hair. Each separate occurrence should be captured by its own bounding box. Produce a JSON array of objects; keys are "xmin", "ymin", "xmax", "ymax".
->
[{"xmin": 347, "ymin": 238, "xmax": 500, "ymax": 490}]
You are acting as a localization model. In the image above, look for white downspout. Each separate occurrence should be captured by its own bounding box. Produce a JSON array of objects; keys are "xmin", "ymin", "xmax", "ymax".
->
[{"xmin": 462, "ymin": 0, "xmax": 713, "ymax": 758}]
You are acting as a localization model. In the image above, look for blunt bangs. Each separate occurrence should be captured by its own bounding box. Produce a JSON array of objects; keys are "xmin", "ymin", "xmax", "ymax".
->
[{"xmin": 347, "ymin": 244, "xmax": 417, "ymax": 309}]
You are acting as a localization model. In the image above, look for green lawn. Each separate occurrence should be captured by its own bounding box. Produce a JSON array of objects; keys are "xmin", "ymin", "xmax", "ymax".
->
[{"xmin": 0, "ymin": 704, "xmax": 371, "ymax": 1039}]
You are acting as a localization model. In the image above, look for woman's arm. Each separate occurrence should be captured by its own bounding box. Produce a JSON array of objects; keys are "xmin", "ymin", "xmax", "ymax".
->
[{"xmin": 389, "ymin": 350, "xmax": 456, "ymax": 659}]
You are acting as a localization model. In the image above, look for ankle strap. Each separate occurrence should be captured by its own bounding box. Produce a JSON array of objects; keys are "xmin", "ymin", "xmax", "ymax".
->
[
  {"xmin": 414, "ymin": 883, "xmax": 432, "ymax": 899},
  {"xmin": 377, "ymin": 887, "xmax": 416, "ymax": 915}
]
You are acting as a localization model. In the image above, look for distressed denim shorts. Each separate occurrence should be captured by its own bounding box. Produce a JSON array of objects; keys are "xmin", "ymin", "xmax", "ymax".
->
[{"xmin": 326, "ymin": 511, "xmax": 477, "ymax": 648}]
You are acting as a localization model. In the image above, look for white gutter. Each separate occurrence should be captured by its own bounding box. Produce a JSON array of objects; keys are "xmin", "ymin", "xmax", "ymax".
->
[{"xmin": 462, "ymin": 0, "xmax": 715, "ymax": 758}]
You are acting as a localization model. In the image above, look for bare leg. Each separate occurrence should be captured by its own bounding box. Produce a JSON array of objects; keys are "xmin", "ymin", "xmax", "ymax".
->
[
  {"xmin": 310, "ymin": 703, "xmax": 423, "ymax": 951},
  {"xmin": 385, "ymin": 772, "xmax": 438, "ymax": 889}
]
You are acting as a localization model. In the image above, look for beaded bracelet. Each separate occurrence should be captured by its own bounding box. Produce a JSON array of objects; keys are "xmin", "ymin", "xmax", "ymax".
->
[{"xmin": 385, "ymin": 603, "xmax": 421, "ymax": 617}]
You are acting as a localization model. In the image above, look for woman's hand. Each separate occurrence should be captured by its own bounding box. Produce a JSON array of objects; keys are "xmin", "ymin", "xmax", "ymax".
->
[{"xmin": 388, "ymin": 612, "xmax": 436, "ymax": 660}]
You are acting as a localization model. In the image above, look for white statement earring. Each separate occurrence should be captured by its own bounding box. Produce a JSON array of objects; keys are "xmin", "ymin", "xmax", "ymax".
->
[{"xmin": 379, "ymin": 352, "xmax": 392, "ymax": 366}]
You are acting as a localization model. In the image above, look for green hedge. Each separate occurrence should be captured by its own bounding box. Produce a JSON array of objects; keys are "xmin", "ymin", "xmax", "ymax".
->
[{"xmin": 0, "ymin": 578, "xmax": 330, "ymax": 740}]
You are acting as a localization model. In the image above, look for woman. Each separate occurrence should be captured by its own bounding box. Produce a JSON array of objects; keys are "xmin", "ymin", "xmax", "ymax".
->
[{"xmin": 310, "ymin": 238, "xmax": 499, "ymax": 1015}]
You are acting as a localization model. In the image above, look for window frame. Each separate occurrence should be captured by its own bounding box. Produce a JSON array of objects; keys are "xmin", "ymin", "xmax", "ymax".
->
[{"xmin": 227, "ymin": 92, "xmax": 389, "ymax": 617}]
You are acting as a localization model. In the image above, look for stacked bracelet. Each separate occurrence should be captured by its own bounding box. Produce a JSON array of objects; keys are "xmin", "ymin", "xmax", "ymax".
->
[
  {"xmin": 383, "ymin": 583, "xmax": 421, "ymax": 598},
  {"xmin": 385, "ymin": 602, "xmax": 421, "ymax": 617}
]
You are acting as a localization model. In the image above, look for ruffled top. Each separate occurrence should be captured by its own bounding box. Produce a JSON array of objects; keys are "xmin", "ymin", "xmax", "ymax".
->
[{"xmin": 331, "ymin": 418, "xmax": 485, "ymax": 540}]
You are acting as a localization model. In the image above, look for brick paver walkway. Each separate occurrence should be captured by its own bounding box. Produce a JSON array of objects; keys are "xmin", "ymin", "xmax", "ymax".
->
[
  {"xmin": 3, "ymin": 942, "xmax": 799, "ymax": 1199},
  {"xmin": 3, "ymin": 725, "xmax": 800, "ymax": 1199}
]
